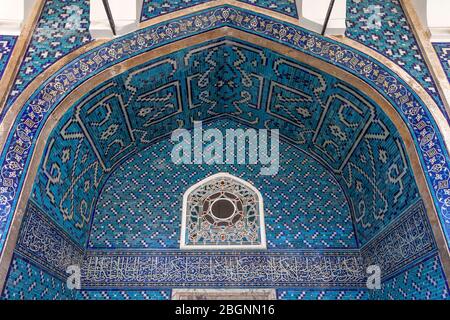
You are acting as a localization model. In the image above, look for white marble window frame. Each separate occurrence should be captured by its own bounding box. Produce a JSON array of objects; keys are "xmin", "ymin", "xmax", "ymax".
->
[{"xmin": 180, "ymin": 172, "xmax": 267, "ymax": 250}]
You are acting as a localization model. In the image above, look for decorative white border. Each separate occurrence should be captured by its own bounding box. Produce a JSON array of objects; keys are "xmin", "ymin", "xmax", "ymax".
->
[
  {"xmin": 171, "ymin": 288, "xmax": 276, "ymax": 300},
  {"xmin": 180, "ymin": 172, "xmax": 267, "ymax": 250}
]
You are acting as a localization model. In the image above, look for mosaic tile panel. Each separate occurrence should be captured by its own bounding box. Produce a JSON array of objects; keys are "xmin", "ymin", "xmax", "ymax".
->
[
  {"xmin": 10, "ymin": 192, "xmax": 435, "ymax": 295},
  {"xmin": 2, "ymin": 0, "xmax": 91, "ymax": 119},
  {"xmin": 89, "ymin": 119, "xmax": 356, "ymax": 249},
  {"xmin": 238, "ymin": 0, "xmax": 297, "ymax": 17},
  {"xmin": 82, "ymin": 250, "xmax": 365, "ymax": 288},
  {"xmin": 346, "ymin": 0, "xmax": 446, "ymax": 117},
  {"xmin": 27, "ymin": 37, "xmax": 418, "ymax": 250},
  {"xmin": 1, "ymin": 6, "xmax": 449, "ymax": 273},
  {"xmin": 181, "ymin": 173, "xmax": 266, "ymax": 249},
  {"xmin": 434, "ymin": 43, "xmax": 450, "ymax": 83},
  {"xmin": 361, "ymin": 200, "xmax": 436, "ymax": 279},
  {"xmin": 31, "ymin": 108, "xmax": 105, "ymax": 246},
  {"xmin": 370, "ymin": 254, "xmax": 450, "ymax": 300},
  {"xmin": 14, "ymin": 201, "xmax": 84, "ymax": 278},
  {"xmin": 277, "ymin": 289, "xmax": 369, "ymax": 300},
  {"xmin": 1, "ymin": 255, "xmax": 76, "ymax": 300},
  {"xmin": 141, "ymin": 0, "xmax": 298, "ymax": 21},
  {"xmin": 77, "ymin": 289, "xmax": 171, "ymax": 300},
  {"xmin": 0, "ymin": 35, "xmax": 17, "ymax": 80}
]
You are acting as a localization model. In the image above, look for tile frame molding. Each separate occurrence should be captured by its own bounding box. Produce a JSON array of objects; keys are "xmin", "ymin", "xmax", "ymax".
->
[
  {"xmin": 0, "ymin": 5, "xmax": 450, "ymax": 291},
  {"xmin": 0, "ymin": 0, "xmax": 45, "ymax": 117}
]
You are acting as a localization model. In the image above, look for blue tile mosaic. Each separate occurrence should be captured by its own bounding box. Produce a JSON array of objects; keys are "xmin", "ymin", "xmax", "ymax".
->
[
  {"xmin": 88, "ymin": 119, "xmax": 356, "ymax": 249},
  {"xmin": 0, "ymin": 35, "xmax": 17, "ymax": 80},
  {"xmin": 26, "ymin": 37, "xmax": 419, "ymax": 249},
  {"xmin": 141, "ymin": 0, "xmax": 298, "ymax": 21},
  {"xmin": 15, "ymin": 201, "xmax": 83, "ymax": 278},
  {"xmin": 1, "ymin": 6, "xmax": 450, "ymax": 299},
  {"xmin": 2, "ymin": 0, "xmax": 91, "ymax": 119},
  {"xmin": 277, "ymin": 289, "xmax": 369, "ymax": 300},
  {"xmin": 31, "ymin": 107, "xmax": 105, "ymax": 246},
  {"xmin": 239, "ymin": 0, "xmax": 297, "ymax": 17},
  {"xmin": 370, "ymin": 254, "xmax": 450, "ymax": 300},
  {"xmin": 10, "ymin": 196, "xmax": 437, "ymax": 292},
  {"xmin": 77, "ymin": 289, "xmax": 171, "ymax": 300},
  {"xmin": 434, "ymin": 43, "xmax": 450, "ymax": 83},
  {"xmin": 81, "ymin": 250, "xmax": 365, "ymax": 289},
  {"xmin": 1, "ymin": 255, "xmax": 76, "ymax": 300},
  {"xmin": 346, "ymin": 0, "xmax": 446, "ymax": 118}
]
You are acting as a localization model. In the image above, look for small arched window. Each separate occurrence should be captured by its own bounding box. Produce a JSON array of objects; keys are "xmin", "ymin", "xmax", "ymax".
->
[{"xmin": 180, "ymin": 173, "xmax": 266, "ymax": 250}]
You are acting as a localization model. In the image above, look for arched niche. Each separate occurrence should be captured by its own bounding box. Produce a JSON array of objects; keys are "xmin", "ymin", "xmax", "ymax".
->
[{"xmin": 0, "ymin": 6, "xmax": 449, "ymax": 297}]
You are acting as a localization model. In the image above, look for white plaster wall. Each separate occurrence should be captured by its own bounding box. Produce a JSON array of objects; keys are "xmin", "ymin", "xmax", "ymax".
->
[
  {"xmin": 412, "ymin": 0, "xmax": 450, "ymax": 42},
  {"xmin": 0, "ymin": 0, "xmax": 35, "ymax": 35},
  {"xmin": 89, "ymin": 0, "xmax": 143, "ymax": 39}
]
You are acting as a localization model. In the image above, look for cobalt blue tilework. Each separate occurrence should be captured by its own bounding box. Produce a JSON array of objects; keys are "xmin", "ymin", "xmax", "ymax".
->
[
  {"xmin": 141, "ymin": 0, "xmax": 210, "ymax": 20},
  {"xmin": 234, "ymin": 0, "xmax": 298, "ymax": 18},
  {"xmin": 346, "ymin": 0, "xmax": 446, "ymax": 118},
  {"xmin": 2, "ymin": 0, "xmax": 91, "ymax": 119},
  {"xmin": 434, "ymin": 43, "xmax": 450, "ymax": 83},
  {"xmin": 1, "ymin": 255, "xmax": 76, "ymax": 300},
  {"xmin": 31, "ymin": 107, "xmax": 106, "ymax": 246},
  {"xmin": 0, "ymin": 35, "xmax": 17, "ymax": 80},
  {"xmin": 361, "ymin": 200, "xmax": 437, "ymax": 280},
  {"xmin": 370, "ymin": 254, "xmax": 450, "ymax": 300},
  {"xmin": 27, "ymin": 37, "xmax": 419, "ymax": 249},
  {"xmin": 81, "ymin": 250, "xmax": 365, "ymax": 288},
  {"xmin": 77, "ymin": 290, "xmax": 171, "ymax": 300},
  {"xmin": 141, "ymin": 0, "xmax": 298, "ymax": 21},
  {"xmin": 89, "ymin": 119, "xmax": 356, "ymax": 249},
  {"xmin": 14, "ymin": 201, "xmax": 84, "ymax": 278},
  {"xmin": 1, "ymin": 6, "xmax": 450, "ymax": 283},
  {"xmin": 5, "ymin": 194, "xmax": 439, "ymax": 296},
  {"xmin": 277, "ymin": 289, "xmax": 368, "ymax": 300}
]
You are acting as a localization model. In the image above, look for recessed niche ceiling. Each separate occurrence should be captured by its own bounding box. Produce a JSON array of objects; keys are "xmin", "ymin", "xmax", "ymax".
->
[{"xmin": 30, "ymin": 37, "xmax": 419, "ymax": 248}]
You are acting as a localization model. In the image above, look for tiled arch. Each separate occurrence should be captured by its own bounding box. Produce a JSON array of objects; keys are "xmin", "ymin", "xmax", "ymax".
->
[{"xmin": 0, "ymin": 5, "xmax": 450, "ymax": 295}]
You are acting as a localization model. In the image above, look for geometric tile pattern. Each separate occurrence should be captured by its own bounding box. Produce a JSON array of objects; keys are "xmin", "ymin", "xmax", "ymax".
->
[
  {"xmin": 29, "ymin": 38, "xmax": 418, "ymax": 249},
  {"xmin": 76, "ymin": 290, "xmax": 171, "ymax": 300},
  {"xmin": 11, "ymin": 192, "xmax": 434, "ymax": 293},
  {"xmin": 89, "ymin": 119, "xmax": 357, "ymax": 249},
  {"xmin": 9, "ymin": 185, "xmax": 436, "ymax": 296},
  {"xmin": 2, "ymin": 5, "xmax": 449, "ymax": 259},
  {"xmin": 239, "ymin": 0, "xmax": 297, "ymax": 17},
  {"xmin": 346, "ymin": 0, "xmax": 446, "ymax": 118},
  {"xmin": 2, "ymin": 6, "xmax": 447, "ymax": 298},
  {"xmin": 370, "ymin": 254, "xmax": 450, "ymax": 300},
  {"xmin": 2, "ymin": 0, "xmax": 91, "ymax": 118},
  {"xmin": 361, "ymin": 200, "xmax": 436, "ymax": 280},
  {"xmin": 0, "ymin": 255, "xmax": 76, "ymax": 300},
  {"xmin": 0, "ymin": 35, "xmax": 17, "ymax": 80},
  {"xmin": 141, "ymin": 0, "xmax": 298, "ymax": 21},
  {"xmin": 434, "ymin": 43, "xmax": 450, "ymax": 83},
  {"xmin": 277, "ymin": 289, "xmax": 369, "ymax": 300}
]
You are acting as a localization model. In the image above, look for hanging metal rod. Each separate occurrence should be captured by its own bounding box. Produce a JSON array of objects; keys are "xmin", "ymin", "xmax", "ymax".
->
[
  {"xmin": 321, "ymin": 0, "xmax": 336, "ymax": 35},
  {"xmin": 102, "ymin": 0, "xmax": 117, "ymax": 36}
]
